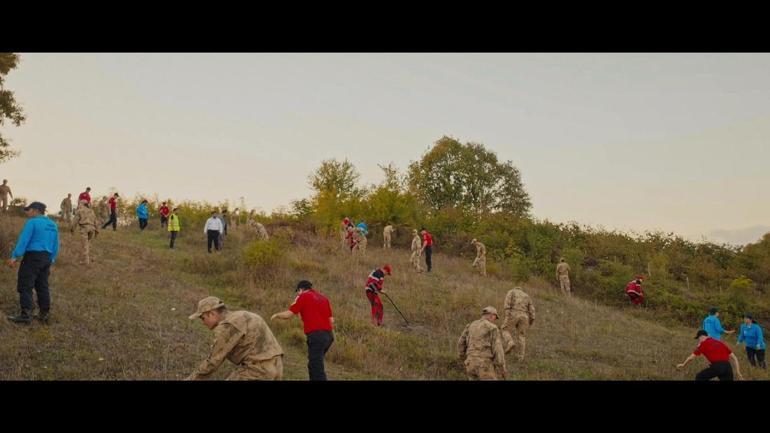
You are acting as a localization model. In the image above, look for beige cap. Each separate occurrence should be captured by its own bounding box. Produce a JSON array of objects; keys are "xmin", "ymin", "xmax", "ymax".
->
[
  {"xmin": 188, "ymin": 296, "xmax": 225, "ymax": 320},
  {"xmin": 482, "ymin": 306, "xmax": 498, "ymax": 317},
  {"xmin": 471, "ymin": 238, "xmax": 477, "ymax": 244}
]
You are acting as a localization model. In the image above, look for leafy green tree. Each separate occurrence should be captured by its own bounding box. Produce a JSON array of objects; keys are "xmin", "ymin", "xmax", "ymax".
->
[{"xmin": 0, "ymin": 53, "xmax": 25, "ymax": 162}]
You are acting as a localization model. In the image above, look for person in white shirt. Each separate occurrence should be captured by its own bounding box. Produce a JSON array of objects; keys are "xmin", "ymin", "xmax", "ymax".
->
[{"xmin": 204, "ymin": 211, "xmax": 224, "ymax": 253}]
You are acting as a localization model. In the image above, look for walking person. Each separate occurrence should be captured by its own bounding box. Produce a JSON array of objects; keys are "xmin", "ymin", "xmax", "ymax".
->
[
  {"xmin": 159, "ymin": 201, "xmax": 170, "ymax": 229},
  {"xmin": 136, "ymin": 200, "xmax": 149, "ymax": 231},
  {"xmin": 60, "ymin": 193, "xmax": 73, "ymax": 222},
  {"xmin": 78, "ymin": 187, "xmax": 92, "ymax": 205},
  {"xmin": 168, "ymin": 207, "xmax": 180, "ymax": 249},
  {"xmin": 737, "ymin": 313, "xmax": 766, "ymax": 369},
  {"xmin": 0, "ymin": 179, "xmax": 14, "ymax": 211},
  {"xmin": 420, "ymin": 227, "xmax": 434, "ymax": 272},
  {"xmin": 204, "ymin": 211, "xmax": 223, "ymax": 253},
  {"xmin": 101, "ymin": 193, "xmax": 119, "ymax": 231},
  {"xmin": 457, "ymin": 306, "xmax": 507, "ymax": 380},
  {"xmin": 556, "ymin": 257, "xmax": 571, "ymax": 295},
  {"xmin": 410, "ymin": 229, "xmax": 423, "ymax": 272},
  {"xmin": 6, "ymin": 202, "xmax": 59, "ymax": 324},
  {"xmin": 703, "ymin": 307, "xmax": 735, "ymax": 340}
]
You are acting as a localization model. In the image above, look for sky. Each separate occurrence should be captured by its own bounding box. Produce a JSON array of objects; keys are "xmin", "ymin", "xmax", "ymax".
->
[{"xmin": 2, "ymin": 53, "xmax": 769, "ymax": 245}]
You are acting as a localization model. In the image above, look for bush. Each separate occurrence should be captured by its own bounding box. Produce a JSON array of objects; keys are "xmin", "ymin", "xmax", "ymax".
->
[{"xmin": 243, "ymin": 239, "xmax": 287, "ymax": 280}]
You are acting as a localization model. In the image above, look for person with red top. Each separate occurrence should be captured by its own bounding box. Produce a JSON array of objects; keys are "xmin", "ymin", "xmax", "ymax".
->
[
  {"xmin": 101, "ymin": 193, "xmax": 119, "ymax": 231},
  {"xmin": 677, "ymin": 329, "xmax": 744, "ymax": 381},
  {"xmin": 159, "ymin": 202, "xmax": 170, "ymax": 229},
  {"xmin": 78, "ymin": 187, "xmax": 92, "ymax": 205},
  {"xmin": 420, "ymin": 227, "xmax": 433, "ymax": 272},
  {"xmin": 271, "ymin": 280, "xmax": 334, "ymax": 381},
  {"xmin": 365, "ymin": 264, "xmax": 392, "ymax": 326},
  {"xmin": 625, "ymin": 275, "xmax": 644, "ymax": 306}
]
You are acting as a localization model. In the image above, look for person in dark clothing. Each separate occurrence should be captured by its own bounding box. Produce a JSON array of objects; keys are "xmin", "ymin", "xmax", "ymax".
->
[
  {"xmin": 101, "ymin": 193, "xmax": 119, "ymax": 231},
  {"xmin": 420, "ymin": 227, "xmax": 433, "ymax": 272}
]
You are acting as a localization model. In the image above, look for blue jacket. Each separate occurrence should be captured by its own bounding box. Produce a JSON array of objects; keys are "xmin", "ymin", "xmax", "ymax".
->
[
  {"xmin": 136, "ymin": 203, "xmax": 149, "ymax": 219},
  {"xmin": 357, "ymin": 222, "xmax": 368, "ymax": 235},
  {"xmin": 737, "ymin": 323, "xmax": 766, "ymax": 350},
  {"xmin": 11, "ymin": 215, "xmax": 60, "ymax": 263},
  {"xmin": 703, "ymin": 315, "xmax": 726, "ymax": 340}
]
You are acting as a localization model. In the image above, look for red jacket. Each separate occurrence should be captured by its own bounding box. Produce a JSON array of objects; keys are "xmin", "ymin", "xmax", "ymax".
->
[
  {"xmin": 160, "ymin": 206, "xmax": 170, "ymax": 217},
  {"xmin": 366, "ymin": 268, "xmax": 386, "ymax": 293},
  {"xmin": 78, "ymin": 192, "xmax": 91, "ymax": 204},
  {"xmin": 625, "ymin": 281, "xmax": 643, "ymax": 296}
]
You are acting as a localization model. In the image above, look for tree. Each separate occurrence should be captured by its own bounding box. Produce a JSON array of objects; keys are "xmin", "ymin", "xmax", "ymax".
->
[
  {"xmin": 0, "ymin": 53, "xmax": 25, "ymax": 162},
  {"xmin": 407, "ymin": 136, "xmax": 531, "ymax": 217},
  {"xmin": 308, "ymin": 159, "xmax": 360, "ymax": 200}
]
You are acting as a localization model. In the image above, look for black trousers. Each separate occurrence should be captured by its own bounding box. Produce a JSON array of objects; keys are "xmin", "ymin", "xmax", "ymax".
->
[
  {"xmin": 138, "ymin": 218, "xmax": 148, "ymax": 230},
  {"xmin": 160, "ymin": 216, "xmax": 168, "ymax": 228},
  {"xmin": 695, "ymin": 361, "xmax": 734, "ymax": 381},
  {"xmin": 102, "ymin": 210, "xmax": 117, "ymax": 230},
  {"xmin": 17, "ymin": 251, "xmax": 51, "ymax": 313},
  {"xmin": 746, "ymin": 347, "xmax": 767, "ymax": 368},
  {"xmin": 169, "ymin": 231, "xmax": 178, "ymax": 249},
  {"xmin": 207, "ymin": 230, "xmax": 221, "ymax": 252},
  {"xmin": 424, "ymin": 245, "xmax": 432, "ymax": 272},
  {"xmin": 306, "ymin": 330, "xmax": 334, "ymax": 381}
]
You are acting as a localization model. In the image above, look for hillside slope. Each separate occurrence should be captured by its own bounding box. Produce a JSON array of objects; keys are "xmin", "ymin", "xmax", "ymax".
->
[{"xmin": 0, "ymin": 216, "xmax": 766, "ymax": 380}]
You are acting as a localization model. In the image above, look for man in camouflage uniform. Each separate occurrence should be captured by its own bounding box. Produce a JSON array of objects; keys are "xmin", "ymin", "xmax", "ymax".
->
[
  {"xmin": 457, "ymin": 306, "xmax": 507, "ymax": 380},
  {"xmin": 556, "ymin": 257, "xmax": 571, "ymax": 296},
  {"xmin": 383, "ymin": 223, "xmax": 394, "ymax": 249},
  {"xmin": 60, "ymin": 194, "xmax": 73, "ymax": 222},
  {"xmin": 501, "ymin": 287, "xmax": 536, "ymax": 362},
  {"xmin": 187, "ymin": 296, "xmax": 284, "ymax": 381},
  {"xmin": 410, "ymin": 229, "xmax": 423, "ymax": 272},
  {"xmin": 471, "ymin": 238, "xmax": 487, "ymax": 276},
  {"xmin": 0, "ymin": 179, "xmax": 13, "ymax": 211},
  {"xmin": 255, "ymin": 221, "xmax": 269, "ymax": 240},
  {"xmin": 70, "ymin": 200, "xmax": 98, "ymax": 265}
]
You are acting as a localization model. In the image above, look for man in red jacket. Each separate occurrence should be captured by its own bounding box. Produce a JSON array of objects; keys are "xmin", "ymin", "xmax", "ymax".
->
[
  {"xmin": 159, "ymin": 202, "xmax": 170, "ymax": 229},
  {"xmin": 365, "ymin": 264, "xmax": 392, "ymax": 326},
  {"xmin": 625, "ymin": 275, "xmax": 644, "ymax": 306},
  {"xmin": 78, "ymin": 187, "xmax": 92, "ymax": 205}
]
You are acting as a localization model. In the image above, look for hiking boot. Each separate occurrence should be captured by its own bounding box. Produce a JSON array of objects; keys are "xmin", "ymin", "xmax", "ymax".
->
[
  {"xmin": 7, "ymin": 310, "xmax": 33, "ymax": 324},
  {"xmin": 35, "ymin": 310, "xmax": 50, "ymax": 324}
]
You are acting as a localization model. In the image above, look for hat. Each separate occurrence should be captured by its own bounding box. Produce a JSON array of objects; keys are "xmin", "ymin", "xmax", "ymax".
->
[
  {"xmin": 744, "ymin": 313, "xmax": 754, "ymax": 320},
  {"xmin": 482, "ymin": 306, "xmax": 498, "ymax": 317},
  {"xmin": 188, "ymin": 296, "xmax": 225, "ymax": 320},
  {"xmin": 471, "ymin": 238, "xmax": 477, "ymax": 244},
  {"xmin": 383, "ymin": 264, "xmax": 392, "ymax": 275},
  {"xmin": 694, "ymin": 329, "xmax": 708, "ymax": 339},
  {"xmin": 296, "ymin": 280, "xmax": 313, "ymax": 291},
  {"xmin": 709, "ymin": 307, "xmax": 719, "ymax": 315},
  {"xmin": 23, "ymin": 202, "xmax": 46, "ymax": 213}
]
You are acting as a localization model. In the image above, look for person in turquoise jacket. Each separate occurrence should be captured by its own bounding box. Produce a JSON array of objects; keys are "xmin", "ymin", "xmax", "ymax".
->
[
  {"xmin": 136, "ymin": 200, "xmax": 149, "ymax": 231},
  {"xmin": 737, "ymin": 313, "xmax": 766, "ymax": 369},
  {"xmin": 702, "ymin": 307, "xmax": 735, "ymax": 340}
]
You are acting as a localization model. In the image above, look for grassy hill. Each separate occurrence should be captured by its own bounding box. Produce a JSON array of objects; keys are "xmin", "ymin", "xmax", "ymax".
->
[{"xmin": 0, "ymin": 215, "xmax": 766, "ymax": 380}]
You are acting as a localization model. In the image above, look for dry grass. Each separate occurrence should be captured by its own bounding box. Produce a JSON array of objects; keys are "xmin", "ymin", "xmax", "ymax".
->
[{"xmin": 0, "ymin": 216, "xmax": 767, "ymax": 380}]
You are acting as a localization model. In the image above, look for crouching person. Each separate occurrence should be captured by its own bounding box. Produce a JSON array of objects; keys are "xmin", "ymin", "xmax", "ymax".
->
[{"xmin": 186, "ymin": 296, "xmax": 284, "ymax": 380}]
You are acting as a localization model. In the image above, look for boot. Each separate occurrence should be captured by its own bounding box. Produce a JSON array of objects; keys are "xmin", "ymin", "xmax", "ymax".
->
[
  {"xmin": 7, "ymin": 309, "xmax": 33, "ymax": 324},
  {"xmin": 35, "ymin": 310, "xmax": 50, "ymax": 324}
]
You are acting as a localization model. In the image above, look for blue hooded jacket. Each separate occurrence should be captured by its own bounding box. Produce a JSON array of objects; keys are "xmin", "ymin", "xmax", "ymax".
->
[{"xmin": 136, "ymin": 203, "xmax": 149, "ymax": 219}]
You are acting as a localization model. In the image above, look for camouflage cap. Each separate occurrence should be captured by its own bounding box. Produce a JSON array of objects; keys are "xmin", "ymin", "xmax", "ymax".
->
[
  {"xmin": 188, "ymin": 296, "xmax": 225, "ymax": 320},
  {"xmin": 482, "ymin": 306, "xmax": 498, "ymax": 317}
]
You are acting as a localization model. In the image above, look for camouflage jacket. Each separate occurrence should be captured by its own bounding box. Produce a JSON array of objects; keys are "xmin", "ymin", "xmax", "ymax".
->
[
  {"xmin": 457, "ymin": 318, "xmax": 506, "ymax": 369},
  {"xmin": 504, "ymin": 289, "xmax": 535, "ymax": 320}
]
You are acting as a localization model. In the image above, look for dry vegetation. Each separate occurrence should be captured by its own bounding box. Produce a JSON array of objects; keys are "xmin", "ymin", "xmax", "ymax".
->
[{"xmin": 0, "ymin": 215, "xmax": 767, "ymax": 380}]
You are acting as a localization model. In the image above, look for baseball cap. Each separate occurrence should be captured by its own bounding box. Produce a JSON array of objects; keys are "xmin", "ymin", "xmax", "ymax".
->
[
  {"xmin": 188, "ymin": 296, "xmax": 225, "ymax": 320},
  {"xmin": 23, "ymin": 202, "xmax": 46, "ymax": 213}
]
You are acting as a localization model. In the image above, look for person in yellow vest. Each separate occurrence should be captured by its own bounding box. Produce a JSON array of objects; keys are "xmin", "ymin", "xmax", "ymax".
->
[{"xmin": 168, "ymin": 207, "xmax": 181, "ymax": 249}]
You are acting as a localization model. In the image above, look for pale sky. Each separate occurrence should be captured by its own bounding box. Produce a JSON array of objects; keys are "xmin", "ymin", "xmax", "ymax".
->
[{"xmin": 2, "ymin": 53, "xmax": 769, "ymax": 245}]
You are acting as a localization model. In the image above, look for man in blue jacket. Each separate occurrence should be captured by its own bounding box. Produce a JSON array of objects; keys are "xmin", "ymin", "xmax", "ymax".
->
[
  {"xmin": 136, "ymin": 200, "xmax": 149, "ymax": 231},
  {"xmin": 703, "ymin": 307, "xmax": 735, "ymax": 340},
  {"xmin": 737, "ymin": 313, "xmax": 766, "ymax": 369},
  {"xmin": 7, "ymin": 202, "xmax": 59, "ymax": 324}
]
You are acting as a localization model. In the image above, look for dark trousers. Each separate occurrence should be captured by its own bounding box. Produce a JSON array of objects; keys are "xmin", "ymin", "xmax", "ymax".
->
[
  {"xmin": 207, "ymin": 230, "xmax": 221, "ymax": 252},
  {"xmin": 746, "ymin": 347, "xmax": 767, "ymax": 368},
  {"xmin": 169, "ymin": 231, "xmax": 178, "ymax": 249},
  {"xmin": 17, "ymin": 252, "xmax": 51, "ymax": 313},
  {"xmin": 306, "ymin": 330, "xmax": 334, "ymax": 381},
  {"xmin": 424, "ymin": 245, "xmax": 432, "ymax": 272},
  {"xmin": 160, "ymin": 216, "xmax": 168, "ymax": 229},
  {"xmin": 695, "ymin": 361, "xmax": 734, "ymax": 381},
  {"xmin": 102, "ymin": 210, "xmax": 117, "ymax": 230},
  {"xmin": 139, "ymin": 218, "xmax": 148, "ymax": 230}
]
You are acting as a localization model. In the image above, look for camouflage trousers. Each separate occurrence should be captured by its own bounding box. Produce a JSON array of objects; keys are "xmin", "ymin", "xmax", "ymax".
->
[
  {"xmin": 78, "ymin": 229, "xmax": 96, "ymax": 265},
  {"xmin": 473, "ymin": 257, "xmax": 486, "ymax": 276},
  {"xmin": 410, "ymin": 250, "xmax": 423, "ymax": 272},
  {"xmin": 353, "ymin": 237, "xmax": 367, "ymax": 255},
  {"xmin": 559, "ymin": 275, "xmax": 571, "ymax": 295},
  {"xmin": 464, "ymin": 356, "xmax": 502, "ymax": 380},
  {"xmin": 383, "ymin": 233, "xmax": 391, "ymax": 249},
  {"xmin": 0, "ymin": 196, "xmax": 8, "ymax": 211},
  {"xmin": 501, "ymin": 312, "xmax": 530, "ymax": 361},
  {"xmin": 226, "ymin": 355, "xmax": 284, "ymax": 381}
]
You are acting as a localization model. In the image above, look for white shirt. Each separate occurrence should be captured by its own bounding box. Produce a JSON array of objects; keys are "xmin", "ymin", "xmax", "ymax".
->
[{"xmin": 204, "ymin": 217, "xmax": 223, "ymax": 233}]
